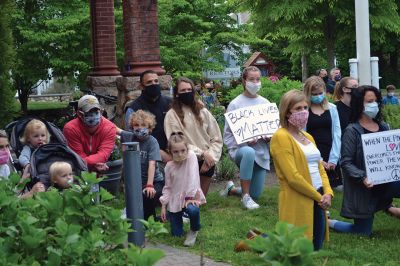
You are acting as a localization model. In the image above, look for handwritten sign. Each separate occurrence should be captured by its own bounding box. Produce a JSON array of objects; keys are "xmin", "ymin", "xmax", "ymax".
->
[
  {"xmin": 361, "ymin": 129, "xmax": 400, "ymax": 185},
  {"xmin": 224, "ymin": 103, "xmax": 280, "ymax": 144}
]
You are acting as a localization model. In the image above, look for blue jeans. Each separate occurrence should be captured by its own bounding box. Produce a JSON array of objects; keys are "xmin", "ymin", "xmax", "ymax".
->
[
  {"xmin": 168, "ymin": 204, "xmax": 200, "ymax": 236},
  {"xmin": 235, "ymin": 146, "xmax": 267, "ymax": 199},
  {"xmin": 313, "ymin": 198, "xmax": 326, "ymax": 250},
  {"xmin": 333, "ymin": 181, "xmax": 400, "ymax": 236}
]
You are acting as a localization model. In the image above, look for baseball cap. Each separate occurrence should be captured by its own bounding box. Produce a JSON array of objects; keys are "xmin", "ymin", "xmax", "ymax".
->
[{"xmin": 78, "ymin": 95, "xmax": 101, "ymax": 113}]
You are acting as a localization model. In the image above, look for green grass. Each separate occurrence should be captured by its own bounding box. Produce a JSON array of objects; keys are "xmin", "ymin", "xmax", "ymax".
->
[
  {"xmin": 154, "ymin": 187, "xmax": 400, "ymax": 266},
  {"xmin": 26, "ymin": 101, "xmax": 69, "ymax": 110}
]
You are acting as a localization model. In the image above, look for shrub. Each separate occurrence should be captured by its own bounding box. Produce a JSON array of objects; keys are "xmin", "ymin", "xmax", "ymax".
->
[
  {"xmin": 247, "ymin": 221, "xmax": 321, "ymax": 266},
  {"xmin": 0, "ymin": 172, "xmax": 164, "ymax": 265},
  {"xmin": 383, "ymin": 105, "xmax": 400, "ymax": 129},
  {"xmin": 216, "ymin": 150, "xmax": 238, "ymax": 181},
  {"xmin": 224, "ymin": 77, "xmax": 303, "ymax": 105}
]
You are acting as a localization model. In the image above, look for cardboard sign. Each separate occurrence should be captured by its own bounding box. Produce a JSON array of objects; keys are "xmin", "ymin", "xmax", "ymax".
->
[
  {"xmin": 361, "ymin": 129, "xmax": 400, "ymax": 185},
  {"xmin": 224, "ymin": 103, "xmax": 280, "ymax": 144}
]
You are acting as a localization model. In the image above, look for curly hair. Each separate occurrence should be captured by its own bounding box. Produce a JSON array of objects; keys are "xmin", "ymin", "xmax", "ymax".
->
[
  {"xmin": 129, "ymin": 110, "xmax": 157, "ymax": 132},
  {"xmin": 172, "ymin": 77, "xmax": 203, "ymax": 127},
  {"xmin": 20, "ymin": 119, "xmax": 50, "ymax": 145}
]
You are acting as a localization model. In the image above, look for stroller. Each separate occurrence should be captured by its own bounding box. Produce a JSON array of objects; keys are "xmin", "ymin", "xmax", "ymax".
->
[{"xmin": 6, "ymin": 117, "xmax": 87, "ymax": 189}]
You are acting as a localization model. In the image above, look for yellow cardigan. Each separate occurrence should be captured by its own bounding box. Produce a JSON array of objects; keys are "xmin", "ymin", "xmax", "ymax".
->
[{"xmin": 270, "ymin": 128, "xmax": 334, "ymax": 240}]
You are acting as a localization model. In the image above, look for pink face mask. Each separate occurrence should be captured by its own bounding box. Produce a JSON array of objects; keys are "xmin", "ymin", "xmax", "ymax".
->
[
  {"xmin": 288, "ymin": 110, "xmax": 309, "ymax": 129},
  {"xmin": 0, "ymin": 149, "xmax": 10, "ymax": 165}
]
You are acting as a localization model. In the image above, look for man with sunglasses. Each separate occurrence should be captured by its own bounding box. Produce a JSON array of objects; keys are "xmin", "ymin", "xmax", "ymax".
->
[{"xmin": 64, "ymin": 95, "xmax": 117, "ymax": 172}]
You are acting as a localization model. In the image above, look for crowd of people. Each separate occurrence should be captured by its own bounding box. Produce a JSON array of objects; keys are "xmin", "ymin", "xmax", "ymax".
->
[{"xmin": 0, "ymin": 66, "xmax": 400, "ymax": 250}]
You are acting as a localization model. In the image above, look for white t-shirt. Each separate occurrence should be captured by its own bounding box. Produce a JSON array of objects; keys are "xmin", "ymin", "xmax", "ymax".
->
[{"xmin": 295, "ymin": 140, "xmax": 323, "ymax": 189}]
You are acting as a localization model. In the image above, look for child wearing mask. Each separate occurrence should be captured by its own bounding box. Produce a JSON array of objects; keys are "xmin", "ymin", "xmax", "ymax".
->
[
  {"xmin": 19, "ymin": 119, "xmax": 50, "ymax": 179},
  {"xmin": 160, "ymin": 132, "xmax": 206, "ymax": 247},
  {"xmin": 383, "ymin": 85, "xmax": 399, "ymax": 105},
  {"xmin": 0, "ymin": 130, "xmax": 11, "ymax": 179},
  {"xmin": 120, "ymin": 110, "xmax": 164, "ymax": 221},
  {"xmin": 49, "ymin": 161, "xmax": 74, "ymax": 190}
]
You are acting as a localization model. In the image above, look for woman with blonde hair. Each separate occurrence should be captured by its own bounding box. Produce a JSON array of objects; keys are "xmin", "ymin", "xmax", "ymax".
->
[
  {"xmin": 304, "ymin": 76, "xmax": 342, "ymax": 189},
  {"xmin": 270, "ymin": 89, "xmax": 333, "ymax": 250},
  {"xmin": 333, "ymin": 77, "xmax": 359, "ymax": 131}
]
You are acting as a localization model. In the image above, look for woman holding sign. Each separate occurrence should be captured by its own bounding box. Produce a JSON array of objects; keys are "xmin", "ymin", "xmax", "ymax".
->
[
  {"xmin": 164, "ymin": 77, "xmax": 223, "ymax": 195},
  {"xmin": 329, "ymin": 85, "xmax": 400, "ymax": 235},
  {"xmin": 270, "ymin": 89, "xmax": 333, "ymax": 250},
  {"xmin": 222, "ymin": 66, "xmax": 271, "ymax": 210}
]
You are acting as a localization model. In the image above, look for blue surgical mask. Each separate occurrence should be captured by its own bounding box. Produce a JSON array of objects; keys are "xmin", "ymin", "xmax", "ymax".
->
[
  {"xmin": 363, "ymin": 102, "xmax": 379, "ymax": 119},
  {"xmin": 133, "ymin": 128, "xmax": 149, "ymax": 140},
  {"xmin": 83, "ymin": 111, "xmax": 101, "ymax": 127},
  {"xmin": 310, "ymin": 93, "xmax": 325, "ymax": 104}
]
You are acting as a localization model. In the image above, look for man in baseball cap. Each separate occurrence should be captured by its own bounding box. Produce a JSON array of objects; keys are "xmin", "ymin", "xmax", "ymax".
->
[{"xmin": 64, "ymin": 94, "xmax": 117, "ymax": 172}]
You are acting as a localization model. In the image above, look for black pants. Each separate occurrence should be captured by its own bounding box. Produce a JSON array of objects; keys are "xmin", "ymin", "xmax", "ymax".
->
[{"xmin": 143, "ymin": 180, "xmax": 164, "ymax": 220}]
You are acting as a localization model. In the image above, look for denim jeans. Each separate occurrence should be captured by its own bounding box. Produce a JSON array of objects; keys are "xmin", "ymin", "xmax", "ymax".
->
[
  {"xmin": 234, "ymin": 146, "xmax": 267, "ymax": 199},
  {"xmin": 313, "ymin": 188, "xmax": 326, "ymax": 250},
  {"xmin": 168, "ymin": 204, "xmax": 200, "ymax": 236}
]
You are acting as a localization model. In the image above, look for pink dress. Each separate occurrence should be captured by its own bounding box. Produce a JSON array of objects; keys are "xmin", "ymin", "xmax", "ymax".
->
[{"xmin": 160, "ymin": 150, "xmax": 206, "ymax": 213}]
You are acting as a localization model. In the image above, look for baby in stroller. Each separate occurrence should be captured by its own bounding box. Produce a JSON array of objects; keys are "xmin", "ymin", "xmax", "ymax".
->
[{"xmin": 6, "ymin": 117, "xmax": 87, "ymax": 193}]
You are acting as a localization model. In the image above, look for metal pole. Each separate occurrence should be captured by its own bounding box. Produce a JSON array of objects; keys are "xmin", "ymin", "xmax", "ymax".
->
[
  {"xmin": 122, "ymin": 141, "xmax": 145, "ymax": 247},
  {"xmin": 355, "ymin": 0, "xmax": 371, "ymax": 85}
]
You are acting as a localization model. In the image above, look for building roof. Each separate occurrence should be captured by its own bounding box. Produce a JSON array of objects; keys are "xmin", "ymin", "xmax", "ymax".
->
[{"xmin": 243, "ymin": 52, "xmax": 269, "ymax": 67}]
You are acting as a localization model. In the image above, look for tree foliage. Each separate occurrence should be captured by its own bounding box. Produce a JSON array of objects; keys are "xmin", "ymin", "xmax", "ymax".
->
[
  {"xmin": 0, "ymin": 0, "xmax": 18, "ymax": 128},
  {"xmin": 158, "ymin": 0, "xmax": 267, "ymax": 78},
  {"xmin": 11, "ymin": 0, "xmax": 91, "ymax": 113}
]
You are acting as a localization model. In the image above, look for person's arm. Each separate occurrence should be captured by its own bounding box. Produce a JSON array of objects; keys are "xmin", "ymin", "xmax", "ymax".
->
[
  {"xmin": 159, "ymin": 164, "xmax": 172, "ymax": 222},
  {"xmin": 143, "ymin": 160, "xmax": 156, "ymax": 198},
  {"xmin": 84, "ymin": 124, "xmax": 116, "ymax": 168},
  {"xmin": 340, "ymin": 126, "xmax": 366, "ymax": 182},
  {"xmin": 18, "ymin": 145, "xmax": 31, "ymax": 168},
  {"xmin": 124, "ymin": 108, "xmax": 134, "ymax": 130},
  {"xmin": 328, "ymin": 105, "xmax": 341, "ymax": 166},
  {"xmin": 203, "ymin": 109, "xmax": 223, "ymax": 165},
  {"xmin": 160, "ymin": 149, "xmax": 172, "ymax": 163},
  {"xmin": 270, "ymin": 130, "xmax": 322, "ymax": 202}
]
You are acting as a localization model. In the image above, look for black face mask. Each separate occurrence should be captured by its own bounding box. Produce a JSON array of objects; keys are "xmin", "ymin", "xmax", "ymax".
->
[
  {"xmin": 178, "ymin": 91, "xmax": 195, "ymax": 105},
  {"xmin": 323, "ymin": 76, "xmax": 329, "ymax": 83},
  {"xmin": 143, "ymin": 84, "xmax": 161, "ymax": 100}
]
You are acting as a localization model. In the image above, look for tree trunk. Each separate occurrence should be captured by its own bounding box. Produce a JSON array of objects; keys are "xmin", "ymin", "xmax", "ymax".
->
[
  {"xmin": 324, "ymin": 13, "xmax": 336, "ymax": 69},
  {"xmin": 16, "ymin": 78, "xmax": 31, "ymax": 114},
  {"xmin": 301, "ymin": 51, "xmax": 309, "ymax": 82}
]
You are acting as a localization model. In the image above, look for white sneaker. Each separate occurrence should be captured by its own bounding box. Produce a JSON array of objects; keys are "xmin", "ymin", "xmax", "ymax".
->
[
  {"xmin": 183, "ymin": 230, "xmax": 199, "ymax": 247},
  {"xmin": 241, "ymin": 194, "xmax": 260, "ymax": 210},
  {"xmin": 219, "ymin": 181, "xmax": 235, "ymax": 197}
]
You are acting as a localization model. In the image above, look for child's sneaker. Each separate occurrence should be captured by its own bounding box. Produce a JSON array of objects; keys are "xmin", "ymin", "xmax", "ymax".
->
[
  {"xmin": 241, "ymin": 194, "xmax": 260, "ymax": 210},
  {"xmin": 183, "ymin": 230, "xmax": 199, "ymax": 247},
  {"xmin": 219, "ymin": 181, "xmax": 235, "ymax": 197}
]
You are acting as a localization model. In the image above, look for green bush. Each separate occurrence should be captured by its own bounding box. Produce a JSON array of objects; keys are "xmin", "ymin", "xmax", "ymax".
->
[
  {"xmin": 0, "ymin": 172, "xmax": 164, "ymax": 266},
  {"xmin": 224, "ymin": 77, "xmax": 303, "ymax": 105},
  {"xmin": 383, "ymin": 105, "xmax": 400, "ymax": 129},
  {"xmin": 247, "ymin": 222, "xmax": 322, "ymax": 266}
]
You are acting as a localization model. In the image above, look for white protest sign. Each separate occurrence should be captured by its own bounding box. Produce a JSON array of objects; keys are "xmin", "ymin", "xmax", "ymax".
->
[
  {"xmin": 224, "ymin": 103, "xmax": 280, "ymax": 145},
  {"xmin": 361, "ymin": 129, "xmax": 400, "ymax": 185}
]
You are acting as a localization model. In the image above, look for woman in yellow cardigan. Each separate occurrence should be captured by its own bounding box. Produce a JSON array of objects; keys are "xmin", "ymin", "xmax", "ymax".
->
[{"xmin": 270, "ymin": 89, "xmax": 334, "ymax": 250}]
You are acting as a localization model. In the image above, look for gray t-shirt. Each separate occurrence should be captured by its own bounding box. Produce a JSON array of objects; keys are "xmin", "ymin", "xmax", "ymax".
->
[{"xmin": 120, "ymin": 131, "xmax": 163, "ymax": 184}]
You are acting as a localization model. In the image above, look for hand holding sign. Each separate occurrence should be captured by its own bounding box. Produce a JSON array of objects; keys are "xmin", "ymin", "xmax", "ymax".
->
[{"xmin": 224, "ymin": 103, "xmax": 280, "ymax": 145}]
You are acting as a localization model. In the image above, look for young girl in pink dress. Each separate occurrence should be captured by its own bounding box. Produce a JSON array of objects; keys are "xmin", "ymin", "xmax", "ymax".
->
[{"xmin": 160, "ymin": 132, "xmax": 206, "ymax": 247}]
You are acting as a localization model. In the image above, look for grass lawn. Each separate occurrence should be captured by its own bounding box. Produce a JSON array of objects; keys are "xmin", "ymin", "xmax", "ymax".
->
[
  {"xmin": 26, "ymin": 101, "xmax": 69, "ymax": 110},
  {"xmin": 154, "ymin": 187, "xmax": 400, "ymax": 266}
]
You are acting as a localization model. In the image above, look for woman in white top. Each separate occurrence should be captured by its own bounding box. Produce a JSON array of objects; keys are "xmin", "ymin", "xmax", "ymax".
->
[{"xmin": 222, "ymin": 66, "xmax": 271, "ymax": 210}]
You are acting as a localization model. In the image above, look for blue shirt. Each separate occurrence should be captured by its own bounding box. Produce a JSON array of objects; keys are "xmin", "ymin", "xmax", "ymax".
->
[{"xmin": 383, "ymin": 95, "xmax": 399, "ymax": 105}]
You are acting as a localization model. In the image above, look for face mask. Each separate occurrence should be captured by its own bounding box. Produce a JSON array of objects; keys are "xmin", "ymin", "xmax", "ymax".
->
[
  {"xmin": 388, "ymin": 92, "xmax": 395, "ymax": 97},
  {"xmin": 83, "ymin": 111, "xmax": 101, "ymax": 127},
  {"xmin": 322, "ymin": 76, "xmax": 329, "ymax": 83},
  {"xmin": 334, "ymin": 74, "xmax": 342, "ymax": 82},
  {"xmin": 288, "ymin": 110, "xmax": 309, "ymax": 129},
  {"xmin": 178, "ymin": 91, "xmax": 195, "ymax": 105},
  {"xmin": 172, "ymin": 153, "xmax": 187, "ymax": 162},
  {"xmin": 245, "ymin": 81, "xmax": 261, "ymax": 95},
  {"xmin": 133, "ymin": 128, "xmax": 149, "ymax": 140},
  {"xmin": 0, "ymin": 149, "xmax": 9, "ymax": 165},
  {"xmin": 143, "ymin": 84, "xmax": 161, "ymax": 100},
  {"xmin": 310, "ymin": 93, "xmax": 325, "ymax": 104},
  {"xmin": 363, "ymin": 102, "xmax": 379, "ymax": 119}
]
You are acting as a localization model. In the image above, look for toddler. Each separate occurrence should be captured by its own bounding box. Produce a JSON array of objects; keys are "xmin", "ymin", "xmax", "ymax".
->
[
  {"xmin": 160, "ymin": 132, "xmax": 206, "ymax": 247},
  {"xmin": 49, "ymin": 161, "xmax": 74, "ymax": 190},
  {"xmin": 0, "ymin": 130, "xmax": 11, "ymax": 179},
  {"xmin": 120, "ymin": 109, "xmax": 164, "ymax": 220},
  {"xmin": 383, "ymin": 85, "xmax": 399, "ymax": 105},
  {"xmin": 19, "ymin": 119, "xmax": 50, "ymax": 179}
]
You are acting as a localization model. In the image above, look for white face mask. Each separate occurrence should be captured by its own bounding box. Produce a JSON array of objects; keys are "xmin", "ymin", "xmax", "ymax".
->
[
  {"xmin": 388, "ymin": 92, "xmax": 395, "ymax": 97},
  {"xmin": 245, "ymin": 81, "xmax": 261, "ymax": 95}
]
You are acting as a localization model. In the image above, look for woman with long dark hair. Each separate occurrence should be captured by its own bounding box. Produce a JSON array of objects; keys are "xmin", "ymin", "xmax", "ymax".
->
[{"xmin": 164, "ymin": 77, "xmax": 222, "ymax": 195}]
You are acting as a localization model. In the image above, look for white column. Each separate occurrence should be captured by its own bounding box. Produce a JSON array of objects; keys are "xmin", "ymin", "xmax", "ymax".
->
[{"xmin": 355, "ymin": 0, "xmax": 371, "ymax": 85}]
